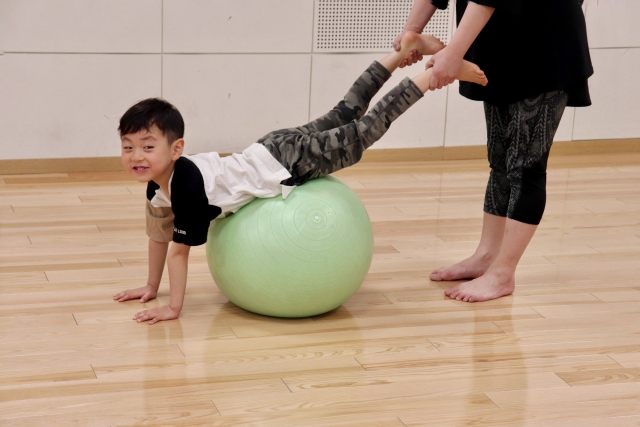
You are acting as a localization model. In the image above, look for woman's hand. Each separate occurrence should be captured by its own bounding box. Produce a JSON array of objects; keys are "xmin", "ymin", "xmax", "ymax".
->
[
  {"xmin": 393, "ymin": 30, "xmax": 423, "ymax": 68},
  {"xmin": 425, "ymin": 46, "xmax": 463, "ymax": 90}
]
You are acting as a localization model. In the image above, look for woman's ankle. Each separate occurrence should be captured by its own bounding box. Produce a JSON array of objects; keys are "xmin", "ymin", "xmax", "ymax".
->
[{"xmin": 473, "ymin": 248, "xmax": 498, "ymax": 265}]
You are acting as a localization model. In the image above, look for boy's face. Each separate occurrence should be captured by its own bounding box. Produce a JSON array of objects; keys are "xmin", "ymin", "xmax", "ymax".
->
[{"xmin": 120, "ymin": 125, "xmax": 183, "ymax": 184}]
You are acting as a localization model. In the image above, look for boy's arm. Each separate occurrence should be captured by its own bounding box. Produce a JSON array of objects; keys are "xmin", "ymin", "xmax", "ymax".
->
[
  {"xmin": 132, "ymin": 242, "xmax": 190, "ymax": 325},
  {"xmin": 147, "ymin": 238, "xmax": 169, "ymax": 297},
  {"xmin": 113, "ymin": 238, "xmax": 168, "ymax": 302},
  {"xmin": 114, "ymin": 200, "xmax": 173, "ymax": 302}
]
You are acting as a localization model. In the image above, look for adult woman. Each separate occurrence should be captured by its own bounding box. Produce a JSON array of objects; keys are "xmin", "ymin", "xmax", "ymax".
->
[{"xmin": 394, "ymin": 0, "xmax": 593, "ymax": 302}]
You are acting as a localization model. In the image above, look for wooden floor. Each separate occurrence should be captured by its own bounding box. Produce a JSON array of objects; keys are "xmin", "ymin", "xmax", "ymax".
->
[{"xmin": 2, "ymin": 152, "xmax": 640, "ymax": 426}]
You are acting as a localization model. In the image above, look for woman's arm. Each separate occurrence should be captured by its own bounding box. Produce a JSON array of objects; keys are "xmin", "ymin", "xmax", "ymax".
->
[
  {"xmin": 426, "ymin": 2, "xmax": 495, "ymax": 90},
  {"xmin": 393, "ymin": 0, "xmax": 438, "ymax": 67},
  {"xmin": 393, "ymin": 0, "xmax": 438, "ymax": 50}
]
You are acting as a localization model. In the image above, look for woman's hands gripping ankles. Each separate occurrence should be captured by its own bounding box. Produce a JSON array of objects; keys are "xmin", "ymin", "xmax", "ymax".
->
[{"xmin": 425, "ymin": 46, "xmax": 462, "ymax": 90}]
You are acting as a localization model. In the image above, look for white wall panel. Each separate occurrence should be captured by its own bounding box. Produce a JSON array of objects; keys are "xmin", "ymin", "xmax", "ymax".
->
[
  {"xmin": 163, "ymin": 54, "xmax": 311, "ymax": 154},
  {"xmin": 584, "ymin": 0, "xmax": 640, "ymax": 48},
  {"xmin": 163, "ymin": 0, "xmax": 314, "ymax": 53},
  {"xmin": 0, "ymin": 54, "xmax": 161, "ymax": 160},
  {"xmin": 573, "ymin": 48, "xmax": 640, "ymax": 141},
  {"xmin": 310, "ymin": 54, "xmax": 447, "ymax": 149},
  {"xmin": 0, "ymin": 0, "xmax": 161, "ymax": 53},
  {"xmin": 443, "ymin": 81, "xmax": 485, "ymax": 147}
]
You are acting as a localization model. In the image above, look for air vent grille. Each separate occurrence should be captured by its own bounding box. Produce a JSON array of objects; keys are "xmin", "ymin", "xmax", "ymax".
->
[{"xmin": 315, "ymin": 0, "xmax": 451, "ymax": 52}]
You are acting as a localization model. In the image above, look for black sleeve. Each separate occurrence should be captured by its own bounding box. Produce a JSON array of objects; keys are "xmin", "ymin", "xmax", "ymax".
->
[
  {"xmin": 468, "ymin": 0, "xmax": 525, "ymax": 16},
  {"xmin": 431, "ymin": 0, "xmax": 448, "ymax": 10},
  {"xmin": 170, "ymin": 158, "xmax": 222, "ymax": 247},
  {"xmin": 172, "ymin": 210, "xmax": 214, "ymax": 247}
]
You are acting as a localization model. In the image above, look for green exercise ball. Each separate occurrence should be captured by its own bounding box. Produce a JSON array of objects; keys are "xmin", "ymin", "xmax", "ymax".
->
[{"xmin": 206, "ymin": 175, "xmax": 373, "ymax": 318}]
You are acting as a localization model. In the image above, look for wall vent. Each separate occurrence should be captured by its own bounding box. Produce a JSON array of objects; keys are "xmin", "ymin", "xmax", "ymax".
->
[{"xmin": 314, "ymin": 0, "xmax": 452, "ymax": 52}]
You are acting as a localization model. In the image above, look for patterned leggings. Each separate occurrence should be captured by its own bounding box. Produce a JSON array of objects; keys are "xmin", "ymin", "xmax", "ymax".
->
[
  {"xmin": 257, "ymin": 61, "xmax": 423, "ymax": 186},
  {"xmin": 483, "ymin": 90, "xmax": 569, "ymax": 225}
]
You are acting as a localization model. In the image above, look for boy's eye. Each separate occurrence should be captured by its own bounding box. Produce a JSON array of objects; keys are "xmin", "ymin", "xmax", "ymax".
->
[
  {"xmin": 143, "ymin": 145, "xmax": 154, "ymax": 150},
  {"xmin": 123, "ymin": 146, "xmax": 132, "ymax": 150}
]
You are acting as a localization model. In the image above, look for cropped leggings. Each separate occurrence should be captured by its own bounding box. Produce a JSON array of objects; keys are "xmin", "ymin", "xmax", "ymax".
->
[{"xmin": 483, "ymin": 90, "xmax": 569, "ymax": 225}]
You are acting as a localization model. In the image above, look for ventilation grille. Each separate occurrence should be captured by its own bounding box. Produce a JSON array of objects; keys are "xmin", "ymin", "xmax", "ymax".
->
[{"xmin": 314, "ymin": 0, "xmax": 451, "ymax": 52}]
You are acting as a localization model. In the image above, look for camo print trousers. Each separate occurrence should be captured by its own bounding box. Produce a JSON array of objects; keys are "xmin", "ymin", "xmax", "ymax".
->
[
  {"xmin": 483, "ymin": 90, "xmax": 569, "ymax": 225},
  {"xmin": 257, "ymin": 61, "xmax": 423, "ymax": 186}
]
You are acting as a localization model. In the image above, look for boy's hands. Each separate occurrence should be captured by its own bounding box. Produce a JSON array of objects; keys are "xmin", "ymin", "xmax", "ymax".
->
[
  {"xmin": 114, "ymin": 239, "xmax": 189, "ymax": 325},
  {"xmin": 113, "ymin": 284, "xmax": 158, "ymax": 303},
  {"xmin": 113, "ymin": 285, "xmax": 180, "ymax": 325},
  {"xmin": 133, "ymin": 305, "xmax": 179, "ymax": 325}
]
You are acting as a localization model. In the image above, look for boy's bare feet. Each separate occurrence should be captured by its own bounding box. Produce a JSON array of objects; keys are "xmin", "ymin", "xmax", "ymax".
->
[
  {"xmin": 430, "ymin": 252, "xmax": 494, "ymax": 281},
  {"xmin": 400, "ymin": 31, "xmax": 446, "ymax": 56},
  {"xmin": 444, "ymin": 269, "xmax": 515, "ymax": 303},
  {"xmin": 458, "ymin": 61, "xmax": 488, "ymax": 86},
  {"xmin": 412, "ymin": 59, "xmax": 488, "ymax": 93}
]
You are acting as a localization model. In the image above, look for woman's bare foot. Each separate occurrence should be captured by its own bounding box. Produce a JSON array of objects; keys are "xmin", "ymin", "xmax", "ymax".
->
[
  {"xmin": 458, "ymin": 61, "xmax": 488, "ymax": 86},
  {"xmin": 444, "ymin": 269, "xmax": 515, "ymax": 302},
  {"xmin": 400, "ymin": 31, "xmax": 446, "ymax": 56},
  {"xmin": 430, "ymin": 252, "xmax": 494, "ymax": 282}
]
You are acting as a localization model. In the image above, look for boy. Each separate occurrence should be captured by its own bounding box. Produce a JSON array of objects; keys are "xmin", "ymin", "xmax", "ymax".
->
[{"xmin": 114, "ymin": 32, "xmax": 488, "ymax": 324}]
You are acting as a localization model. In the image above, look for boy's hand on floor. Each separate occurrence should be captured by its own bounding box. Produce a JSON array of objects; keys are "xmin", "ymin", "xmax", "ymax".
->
[
  {"xmin": 113, "ymin": 284, "xmax": 158, "ymax": 303},
  {"xmin": 133, "ymin": 305, "xmax": 179, "ymax": 325}
]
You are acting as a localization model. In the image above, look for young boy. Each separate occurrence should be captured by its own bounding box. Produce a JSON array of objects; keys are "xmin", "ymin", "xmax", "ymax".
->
[{"xmin": 114, "ymin": 32, "xmax": 488, "ymax": 324}]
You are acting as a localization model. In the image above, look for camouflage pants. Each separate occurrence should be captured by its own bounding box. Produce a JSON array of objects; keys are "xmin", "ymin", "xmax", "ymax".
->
[
  {"xmin": 483, "ymin": 90, "xmax": 569, "ymax": 225},
  {"xmin": 257, "ymin": 61, "xmax": 424, "ymax": 186}
]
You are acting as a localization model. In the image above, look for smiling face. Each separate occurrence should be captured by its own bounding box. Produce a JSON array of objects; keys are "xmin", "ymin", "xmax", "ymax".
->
[{"xmin": 120, "ymin": 125, "xmax": 183, "ymax": 186}]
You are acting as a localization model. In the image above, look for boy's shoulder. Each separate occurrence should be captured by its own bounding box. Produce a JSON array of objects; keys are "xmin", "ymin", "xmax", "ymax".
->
[{"xmin": 146, "ymin": 156, "xmax": 204, "ymax": 205}]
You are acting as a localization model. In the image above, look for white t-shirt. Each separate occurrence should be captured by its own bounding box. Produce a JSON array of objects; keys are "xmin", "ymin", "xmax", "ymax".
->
[{"xmin": 147, "ymin": 143, "xmax": 293, "ymax": 246}]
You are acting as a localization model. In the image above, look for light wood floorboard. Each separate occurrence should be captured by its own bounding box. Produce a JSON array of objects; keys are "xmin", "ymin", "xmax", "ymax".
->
[{"xmin": 1, "ymin": 152, "xmax": 640, "ymax": 425}]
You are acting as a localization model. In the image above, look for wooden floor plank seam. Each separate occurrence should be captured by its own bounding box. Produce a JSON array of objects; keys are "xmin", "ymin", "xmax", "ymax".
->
[{"xmin": 1, "ymin": 153, "xmax": 640, "ymax": 424}]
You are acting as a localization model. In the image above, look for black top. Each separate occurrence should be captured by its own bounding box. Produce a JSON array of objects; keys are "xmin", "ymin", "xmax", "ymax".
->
[
  {"xmin": 431, "ymin": 0, "xmax": 593, "ymax": 107},
  {"xmin": 147, "ymin": 157, "xmax": 222, "ymax": 246}
]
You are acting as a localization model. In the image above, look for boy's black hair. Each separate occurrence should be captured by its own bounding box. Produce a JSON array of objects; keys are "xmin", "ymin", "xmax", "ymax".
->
[{"xmin": 119, "ymin": 98, "xmax": 184, "ymax": 143}]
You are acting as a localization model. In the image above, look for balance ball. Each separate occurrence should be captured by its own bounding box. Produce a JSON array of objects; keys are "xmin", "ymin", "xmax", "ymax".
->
[{"xmin": 206, "ymin": 175, "xmax": 373, "ymax": 317}]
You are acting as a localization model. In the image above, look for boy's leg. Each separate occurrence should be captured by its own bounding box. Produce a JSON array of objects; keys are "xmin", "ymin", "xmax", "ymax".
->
[
  {"xmin": 296, "ymin": 32, "xmax": 447, "ymax": 134},
  {"xmin": 256, "ymin": 61, "xmax": 391, "ymax": 147},
  {"xmin": 272, "ymin": 60, "xmax": 487, "ymax": 186},
  {"xmin": 281, "ymin": 75, "xmax": 426, "ymax": 186},
  {"xmin": 258, "ymin": 31, "xmax": 446, "ymax": 144},
  {"xmin": 296, "ymin": 61, "xmax": 392, "ymax": 134}
]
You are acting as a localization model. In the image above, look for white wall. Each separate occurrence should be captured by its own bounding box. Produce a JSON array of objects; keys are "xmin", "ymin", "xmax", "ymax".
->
[{"xmin": 1, "ymin": 0, "xmax": 638, "ymax": 160}]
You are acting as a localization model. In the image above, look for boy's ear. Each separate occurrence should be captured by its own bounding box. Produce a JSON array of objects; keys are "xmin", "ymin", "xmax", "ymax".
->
[{"xmin": 171, "ymin": 138, "xmax": 185, "ymax": 160}]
